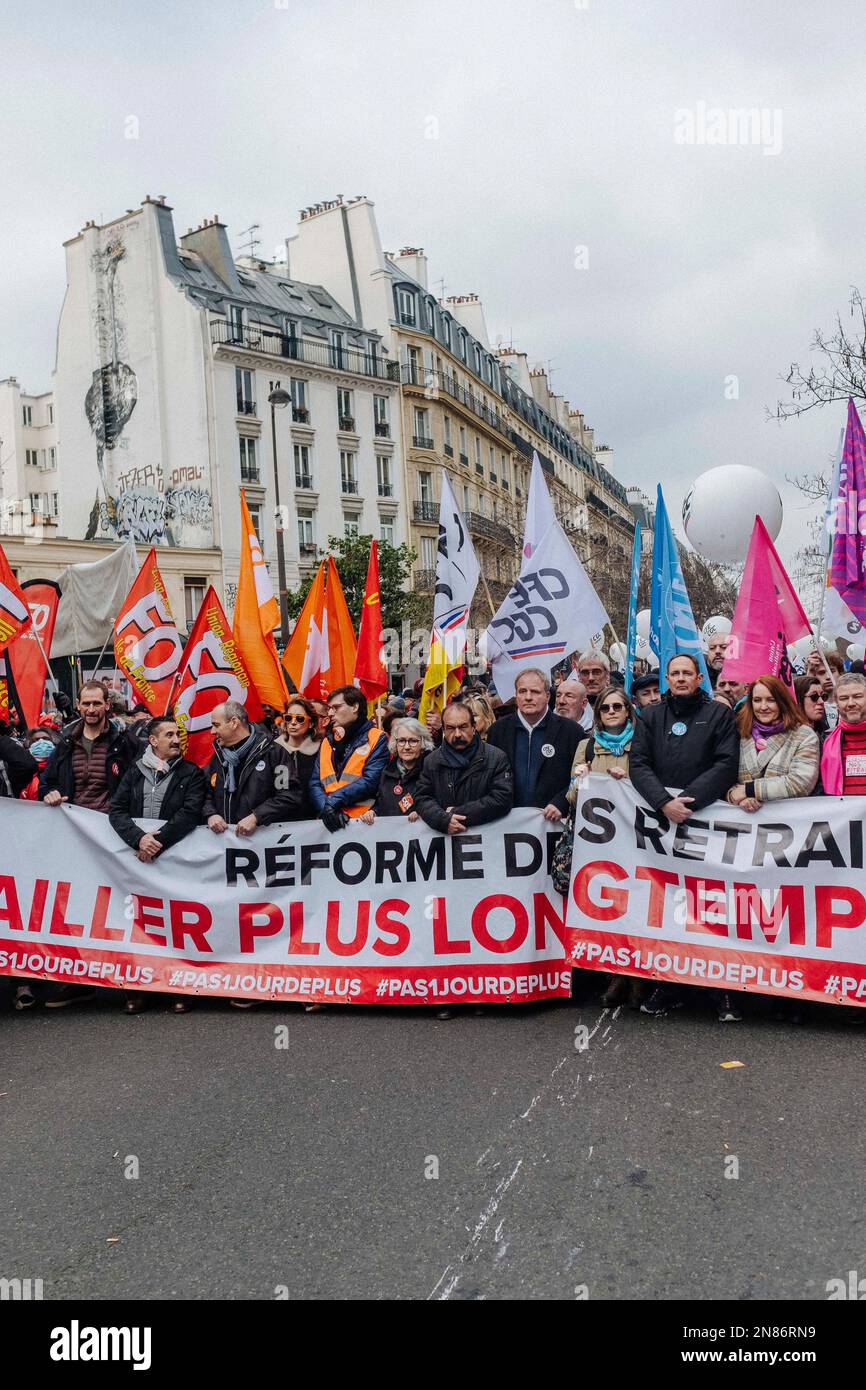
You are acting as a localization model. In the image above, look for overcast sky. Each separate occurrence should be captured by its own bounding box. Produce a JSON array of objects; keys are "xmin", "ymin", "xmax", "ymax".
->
[{"xmin": 3, "ymin": 0, "xmax": 863, "ymax": 572}]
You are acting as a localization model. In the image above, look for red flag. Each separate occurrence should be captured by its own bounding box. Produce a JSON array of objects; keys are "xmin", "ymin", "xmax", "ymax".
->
[
  {"xmin": 0, "ymin": 542, "xmax": 31, "ymax": 653},
  {"xmin": 114, "ymin": 548, "xmax": 184, "ymax": 714},
  {"xmin": 0, "ymin": 657, "xmax": 8, "ymax": 723},
  {"xmin": 354, "ymin": 541, "xmax": 388, "ymax": 702},
  {"xmin": 7, "ymin": 580, "xmax": 60, "ymax": 727},
  {"xmin": 173, "ymin": 587, "xmax": 263, "ymax": 765},
  {"xmin": 722, "ymin": 517, "xmax": 811, "ymax": 687}
]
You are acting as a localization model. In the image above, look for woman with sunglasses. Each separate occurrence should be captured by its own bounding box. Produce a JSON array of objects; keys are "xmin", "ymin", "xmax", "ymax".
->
[
  {"xmin": 794, "ymin": 674, "xmax": 831, "ymax": 795},
  {"xmin": 566, "ymin": 686, "xmax": 642, "ymax": 1008},
  {"xmin": 277, "ymin": 696, "xmax": 322, "ymax": 801},
  {"xmin": 359, "ymin": 717, "xmax": 434, "ymax": 822}
]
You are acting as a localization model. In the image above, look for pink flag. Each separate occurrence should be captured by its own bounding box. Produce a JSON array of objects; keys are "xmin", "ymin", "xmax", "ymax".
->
[
  {"xmin": 830, "ymin": 398, "xmax": 866, "ymax": 622},
  {"xmin": 721, "ymin": 517, "xmax": 811, "ymax": 687}
]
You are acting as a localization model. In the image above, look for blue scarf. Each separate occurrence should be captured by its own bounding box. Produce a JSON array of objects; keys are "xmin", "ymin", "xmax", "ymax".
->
[
  {"xmin": 593, "ymin": 720, "xmax": 634, "ymax": 757},
  {"xmin": 440, "ymin": 733, "xmax": 480, "ymax": 769},
  {"xmin": 221, "ymin": 731, "xmax": 257, "ymax": 793}
]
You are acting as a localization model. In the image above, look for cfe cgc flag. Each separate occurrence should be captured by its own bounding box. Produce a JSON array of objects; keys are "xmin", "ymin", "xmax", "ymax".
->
[
  {"xmin": 0, "ymin": 541, "xmax": 31, "ymax": 652},
  {"xmin": 114, "ymin": 548, "xmax": 184, "ymax": 714},
  {"xmin": 484, "ymin": 516, "xmax": 608, "ymax": 700},
  {"xmin": 174, "ymin": 586, "xmax": 262, "ymax": 765},
  {"xmin": 8, "ymin": 580, "xmax": 61, "ymax": 727}
]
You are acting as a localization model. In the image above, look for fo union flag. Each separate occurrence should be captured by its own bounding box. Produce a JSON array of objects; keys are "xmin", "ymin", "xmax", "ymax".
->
[
  {"xmin": 173, "ymin": 586, "xmax": 262, "ymax": 765},
  {"xmin": 113, "ymin": 548, "xmax": 184, "ymax": 714},
  {"xmin": 0, "ymin": 542, "xmax": 31, "ymax": 652}
]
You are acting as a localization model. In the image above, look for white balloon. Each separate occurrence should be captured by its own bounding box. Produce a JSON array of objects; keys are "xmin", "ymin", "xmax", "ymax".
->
[
  {"xmin": 821, "ymin": 635, "xmax": 837, "ymax": 652},
  {"xmin": 701, "ymin": 614, "xmax": 732, "ymax": 641},
  {"xmin": 609, "ymin": 643, "xmax": 625, "ymax": 668},
  {"xmin": 683, "ymin": 467, "xmax": 783, "ymax": 565},
  {"xmin": 848, "ymin": 643, "xmax": 866, "ymax": 663},
  {"xmin": 646, "ymin": 650, "xmax": 659, "ymax": 670},
  {"xmin": 635, "ymin": 609, "xmax": 651, "ymax": 639},
  {"xmin": 635, "ymin": 634, "xmax": 651, "ymax": 655}
]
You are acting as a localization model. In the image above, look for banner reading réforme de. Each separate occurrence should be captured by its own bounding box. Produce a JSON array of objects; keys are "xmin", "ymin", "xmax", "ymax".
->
[
  {"xmin": 0, "ymin": 803, "xmax": 570, "ymax": 1006},
  {"xmin": 567, "ymin": 774, "xmax": 866, "ymax": 1007}
]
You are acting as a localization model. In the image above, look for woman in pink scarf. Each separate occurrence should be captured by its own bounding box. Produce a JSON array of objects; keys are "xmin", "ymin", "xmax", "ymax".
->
[{"xmin": 726, "ymin": 675, "xmax": 819, "ymax": 811}]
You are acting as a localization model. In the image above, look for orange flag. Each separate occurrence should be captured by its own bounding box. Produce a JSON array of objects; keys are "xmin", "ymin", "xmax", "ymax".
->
[
  {"xmin": 113, "ymin": 548, "xmax": 183, "ymax": 714},
  {"xmin": 232, "ymin": 492, "xmax": 287, "ymax": 711},
  {"xmin": 354, "ymin": 541, "xmax": 388, "ymax": 702},
  {"xmin": 282, "ymin": 558, "xmax": 357, "ymax": 700},
  {"xmin": 0, "ymin": 541, "xmax": 31, "ymax": 653},
  {"xmin": 174, "ymin": 586, "xmax": 263, "ymax": 766}
]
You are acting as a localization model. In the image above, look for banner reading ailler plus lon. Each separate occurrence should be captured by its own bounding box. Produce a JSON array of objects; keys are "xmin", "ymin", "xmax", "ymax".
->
[
  {"xmin": 0, "ymin": 804, "xmax": 570, "ymax": 1006},
  {"xmin": 566, "ymin": 775, "xmax": 866, "ymax": 1008}
]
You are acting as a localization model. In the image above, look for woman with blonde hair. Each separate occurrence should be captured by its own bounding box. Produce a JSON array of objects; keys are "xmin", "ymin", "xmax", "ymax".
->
[
  {"xmin": 727, "ymin": 674, "xmax": 819, "ymax": 811},
  {"xmin": 466, "ymin": 694, "xmax": 496, "ymax": 740}
]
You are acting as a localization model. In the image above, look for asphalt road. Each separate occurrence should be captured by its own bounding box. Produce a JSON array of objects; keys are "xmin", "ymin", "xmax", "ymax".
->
[{"xmin": 1, "ymin": 984, "xmax": 864, "ymax": 1301}]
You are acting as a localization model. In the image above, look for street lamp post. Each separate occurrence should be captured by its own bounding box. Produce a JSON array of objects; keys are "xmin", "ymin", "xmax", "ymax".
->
[{"xmin": 268, "ymin": 385, "xmax": 291, "ymax": 647}]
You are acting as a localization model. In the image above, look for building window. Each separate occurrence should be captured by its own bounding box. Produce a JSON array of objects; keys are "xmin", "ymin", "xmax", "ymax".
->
[
  {"xmin": 330, "ymin": 330, "xmax": 345, "ymax": 369},
  {"xmin": 50, "ymin": 492, "xmax": 59, "ymax": 518},
  {"xmin": 463, "ymin": 486, "xmax": 470, "ymax": 513},
  {"xmin": 48, "ymin": 447, "xmax": 57, "ymax": 469},
  {"xmin": 474, "ymin": 437, "xmax": 482, "ymax": 474},
  {"xmin": 184, "ymin": 577, "xmax": 206, "ymax": 630},
  {"xmin": 236, "ymin": 368, "xmax": 255, "ymax": 415},
  {"xmin": 337, "ymin": 387, "xmax": 354, "ymax": 429},
  {"xmin": 28, "ymin": 492, "xmax": 43, "ymax": 515},
  {"xmin": 398, "ymin": 288, "xmax": 415, "ymax": 326},
  {"xmin": 459, "ymin": 426, "xmax": 467, "ymax": 463},
  {"xmin": 297, "ymin": 510, "xmax": 315, "ymax": 552},
  {"xmin": 413, "ymin": 407, "xmax": 432, "ymax": 448},
  {"xmin": 48, "ymin": 404, "xmax": 54, "ymax": 424},
  {"xmin": 239, "ymin": 436, "xmax": 258, "ymax": 483},
  {"xmin": 374, "ymin": 395, "xmax": 389, "ymax": 437},
  {"xmin": 443, "ymin": 415, "xmax": 452, "ymax": 447},
  {"xmin": 290, "ymin": 377, "xmax": 308, "ymax": 422},
  {"xmin": 501, "ymin": 454, "xmax": 510, "ymax": 488},
  {"xmin": 420, "ymin": 535, "xmax": 436, "ymax": 569},
  {"xmin": 229, "ymin": 305, "xmax": 245, "ymax": 342},
  {"xmin": 247, "ymin": 501, "xmax": 263, "ymax": 542},
  {"xmin": 343, "ymin": 512, "xmax": 359, "ymax": 538},
  {"xmin": 340, "ymin": 451, "xmax": 358, "ymax": 494},
  {"xmin": 22, "ymin": 405, "xmax": 32, "ymax": 427},
  {"xmin": 406, "ymin": 344, "xmax": 421, "ymax": 385},
  {"xmin": 25, "ymin": 449, "xmax": 38, "ymax": 468},
  {"xmin": 376, "ymin": 454, "xmax": 393, "ymax": 497},
  {"xmin": 293, "ymin": 443, "xmax": 312, "ymax": 489},
  {"xmin": 379, "ymin": 514, "xmax": 395, "ymax": 545},
  {"xmin": 418, "ymin": 471, "xmax": 432, "ymax": 504}
]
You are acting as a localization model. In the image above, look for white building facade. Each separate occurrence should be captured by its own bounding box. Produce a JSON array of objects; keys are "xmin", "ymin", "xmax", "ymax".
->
[{"xmin": 0, "ymin": 377, "xmax": 60, "ymax": 539}]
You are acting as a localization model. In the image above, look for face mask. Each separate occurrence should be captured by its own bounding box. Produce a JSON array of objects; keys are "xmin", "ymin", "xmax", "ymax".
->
[{"xmin": 30, "ymin": 739, "xmax": 55, "ymax": 759}]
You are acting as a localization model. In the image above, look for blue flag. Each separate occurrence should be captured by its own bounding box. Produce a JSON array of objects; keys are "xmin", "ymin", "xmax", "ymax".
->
[
  {"xmin": 649, "ymin": 486, "xmax": 711, "ymax": 694},
  {"xmin": 624, "ymin": 521, "xmax": 641, "ymax": 696}
]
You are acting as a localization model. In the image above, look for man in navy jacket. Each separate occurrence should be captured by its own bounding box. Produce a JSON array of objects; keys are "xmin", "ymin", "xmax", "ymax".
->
[{"xmin": 486, "ymin": 666, "xmax": 580, "ymax": 821}]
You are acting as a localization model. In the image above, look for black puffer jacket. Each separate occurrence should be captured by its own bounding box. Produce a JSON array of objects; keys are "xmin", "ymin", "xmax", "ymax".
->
[
  {"xmin": 414, "ymin": 739, "xmax": 513, "ymax": 833},
  {"xmin": 629, "ymin": 690, "xmax": 739, "ymax": 812},
  {"xmin": 374, "ymin": 753, "xmax": 428, "ymax": 817},
  {"xmin": 38, "ymin": 718, "xmax": 136, "ymax": 802},
  {"xmin": 203, "ymin": 729, "xmax": 304, "ymax": 825},
  {"xmin": 109, "ymin": 757, "xmax": 207, "ymax": 852},
  {"xmin": 0, "ymin": 735, "xmax": 38, "ymax": 798}
]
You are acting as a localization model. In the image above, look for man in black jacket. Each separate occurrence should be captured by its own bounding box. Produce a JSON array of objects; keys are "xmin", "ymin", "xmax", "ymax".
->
[
  {"xmin": 486, "ymin": 667, "xmax": 579, "ymax": 822},
  {"xmin": 415, "ymin": 703, "xmax": 513, "ymax": 834},
  {"xmin": 110, "ymin": 717, "xmax": 206, "ymax": 861},
  {"xmin": 629, "ymin": 653, "xmax": 739, "ymax": 822},
  {"xmin": 628, "ymin": 652, "xmax": 740, "ymax": 1021},
  {"xmin": 204, "ymin": 700, "xmax": 303, "ymax": 834},
  {"xmin": 39, "ymin": 681, "xmax": 135, "ymax": 812}
]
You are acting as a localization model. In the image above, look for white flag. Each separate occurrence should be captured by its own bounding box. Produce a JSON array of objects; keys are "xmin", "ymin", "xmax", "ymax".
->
[
  {"xmin": 433, "ymin": 474, "xmax": 480, "ymax": 663},
  {"xmin": 485, "ymin": 519, "xmax": 608, "ymax": 699},
  {"xmin": 51, "ymin": 538, "xmax": 139, "ymax": 658},
  {"xmin": 824, "ymin": 584, "xmax": 863, "ymax": 641},
  {"xmin": 523, "ymin": 451, "xmax": 558, "ymax": 560}
]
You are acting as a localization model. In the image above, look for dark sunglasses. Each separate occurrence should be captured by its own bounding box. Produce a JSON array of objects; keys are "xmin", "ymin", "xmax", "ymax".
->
[
  {"xmin": 806, "ymin": 690, "xmax": 824, "ymax": 701},
  {"xmin": 600, "ymin": 702, "xmax": 627, "ymax": 713},
  {"xmin": 285, "ymin": 713, "xmax": 310, "ymax": 724}
]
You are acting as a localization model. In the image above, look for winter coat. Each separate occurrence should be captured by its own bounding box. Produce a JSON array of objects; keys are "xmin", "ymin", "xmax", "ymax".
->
[
  {"xmin": 734, "ymin": 726, "xmax": 819, "ymax": 802},
  {"xmin": 38, "ymin": 718, "xmax": 136, "ymax": 806},
  {"xmin": 203, "ymin": 730, "xmax": 304, "ymax": 825},
  {"xmin": 414, "ymin": 740, "xmax": 513, "ymax": 833},
  {"xmin": 0, "ymin": 735, "xmax": 38, "ymax": 798},
  {"xmin": 629, "ymin": 690, "xmax": 740, "ymax": 812},
  {"xmin": 486, "ymin": 709, "xmax": 580, "ymax": 814},
  {"xmin": 308, "ymin": 718, "xmax": 389, "ymax": 815},
  {"xmin": 374, "ymin": 754, "xmax": 428, "ymax": 816},
  {"xmin": 109, "ymin": 756, "xmax": 208, "ymax": 852}
]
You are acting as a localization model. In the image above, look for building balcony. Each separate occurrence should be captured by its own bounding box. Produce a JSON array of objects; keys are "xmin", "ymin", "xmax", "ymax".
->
[
  {"xmin": 295, "ymin": 474, "xmax": 314, "ymax": 491},
  {"xmin": 339, "ymin": 415, "xmax": 356, "ymax": 432},
  {"xmin": 240, "ymin": 466, "xmax": 260, "ymax": 484},
  {"xmin": 465, "ymin": 511, "xmax": 515, "ymax": 549},
  {"xmin": 413, "ymin": 568, "xmax": 436, "ymax": 592},
  {"xmin": 237, "ymin": 399, "xmax": 257, "ymax": 416},
  {"xmin": 475, "ymin": 462, "xmax": 484, "ymax": 476},
  {"xmin": 299, "ymin": 542, "xmax": 318, "ymax": 557},
  {"xmin": 378, "ymin": 483, "xmax": 394, "ymax": 497},
  {"xmin": 403, "ymin": 366, "xmax": 508, "ymax": 436},
  {"xmin": 413, "ymin": 500, "xmax": 438, "ymax": 524},
  {"xmin": 341, "ymin": 479, "xmax": 359, "ymax": 495},
  {"xmin": 412, "ymin": 434, "xmax": 435, "ymax": 450},
  {"xmin": 443, "ymin": 443, "xmax": 454, "ymax": 457},
  {"xmin": 375, "ymin": 421, "xmax": 391, "ymax": 438},
  {"xmin": 292, "ymin": 406, "xmax": 310, "ymax": 423},
  {"xmin": 211, "ymin": 319, "xmax": 400, "ymax": 382}
]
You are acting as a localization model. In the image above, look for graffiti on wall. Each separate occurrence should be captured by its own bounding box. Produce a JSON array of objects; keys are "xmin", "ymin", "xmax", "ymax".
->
[{"xmin": 83, "ymin": 232, "xmax": 213, "ymax": 548}]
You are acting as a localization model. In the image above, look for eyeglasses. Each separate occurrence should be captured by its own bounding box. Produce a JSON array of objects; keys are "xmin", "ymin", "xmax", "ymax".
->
[
  {"xmin": 806, "ymin": 691, "xmax": 824, "ymax": 702},
  {"xmin": 285, "ymin": 713, "xmax": 310, "ymax": 724},
  {"xmin": 600, "ymin": 702, "xmax": 627, "ymax": 714},
  {"xmin": 395, "ymin": 737, "xmax": 421, "ymax": 746}
]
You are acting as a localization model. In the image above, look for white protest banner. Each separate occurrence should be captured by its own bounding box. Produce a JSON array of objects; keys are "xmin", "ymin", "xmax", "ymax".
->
[
  {"xmin": 0, "ymin": 802, "xmax": 570, "ymax": 1007},
  {"xmin": 566, "ymin": 775, "xmax": 866, "ymax": 1007}
]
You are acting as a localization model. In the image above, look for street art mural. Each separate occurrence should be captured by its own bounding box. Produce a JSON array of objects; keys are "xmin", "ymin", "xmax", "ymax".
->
[{"xmin": 83, "ymin": 234, "xmax": 213, "ymax": 547}]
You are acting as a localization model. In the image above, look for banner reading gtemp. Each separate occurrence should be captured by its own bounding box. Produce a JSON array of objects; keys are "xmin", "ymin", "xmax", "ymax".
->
[
  {"xmin": 0, "ymin": 802, "xmax": 570, "ymax": 1006},
  {"xmin": 567, "ymin": 775, "xmax": 866, "ymax": 1008}
]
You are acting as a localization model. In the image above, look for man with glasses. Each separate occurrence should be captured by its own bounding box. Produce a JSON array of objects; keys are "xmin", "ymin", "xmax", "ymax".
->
[
  {"xmin": 487, "ymin": 666, "xmax": 581, "ymax": 822},
  {"xmin": 309, "ymin": 685, "xmax": 389, "ymax": 831},
  {"xmin": 575, "ymin": 649, "xmax": 611, "ymax": 711}
]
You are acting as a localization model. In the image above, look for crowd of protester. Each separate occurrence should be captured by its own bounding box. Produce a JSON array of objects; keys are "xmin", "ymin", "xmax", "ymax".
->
[{"xmin": 0, "ymin": 636, "xmax": 862, "ymax": 1022}]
